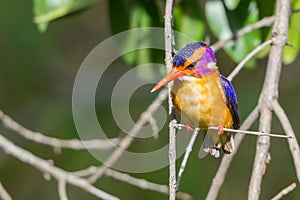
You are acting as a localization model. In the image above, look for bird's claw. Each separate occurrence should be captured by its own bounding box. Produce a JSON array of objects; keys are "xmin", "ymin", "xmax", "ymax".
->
[
  {"xmin": 185, "ymin": 124, "xmax": 195, "ymax": 132},
  {"xmin": 218, "ymin": 124, "xmax": 224, "ymax": 135}
]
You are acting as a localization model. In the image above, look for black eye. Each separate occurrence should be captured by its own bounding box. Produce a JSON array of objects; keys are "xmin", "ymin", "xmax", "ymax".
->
[{"xmin": 186, "ymin": 62, "xmax": 197, "ymax": 70}]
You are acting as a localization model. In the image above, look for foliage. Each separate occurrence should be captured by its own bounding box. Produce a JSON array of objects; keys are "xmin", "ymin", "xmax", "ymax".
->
[{"xmin": 33, "ymin": 0, "xmax": 300, "ymax": 70}]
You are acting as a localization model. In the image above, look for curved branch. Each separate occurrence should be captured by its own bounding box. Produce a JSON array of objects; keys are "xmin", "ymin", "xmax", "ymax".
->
[
  {"xmin": 272, "ymin": 100, "xmax": 300, "ymax": 182},
  {"xmin": 58, "ymin": 180, "xmax": 68, "ymax": 200},
  {"xmin": 88, "ymin": 89, "xmax": 168, "ymax": 183},
  {"xmin": 212, "ymin": 16, "xmax": 275, "ymax": 51},
  {"xmin": 227, "ymin": 39, "xmax": 272, "ymax": 82},
  {"xmin": 0, "ymin": 110, "xmax": 119, "ymax": 150},
  {"xmin": 0, "ymin": 133, "xmax": 119, "ymax": 200}
]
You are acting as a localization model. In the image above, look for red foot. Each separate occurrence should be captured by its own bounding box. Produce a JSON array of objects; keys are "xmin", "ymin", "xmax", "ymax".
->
[
  {"xmin": 218, "ymin": 124, "xmax": 224, "ymax": 135},
  {"xmin": 185, "ymin": 124, "xmax": 195, "ymax": 132}
]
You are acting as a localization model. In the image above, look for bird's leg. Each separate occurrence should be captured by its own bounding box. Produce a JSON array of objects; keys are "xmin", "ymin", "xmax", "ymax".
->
[
  {"xmin": 185, "ymin": 123, "xmax": 195, "ymax": 132},
  {"xmin": 217, "ymin": 124, "xmax": 224, "ymax": 135}
]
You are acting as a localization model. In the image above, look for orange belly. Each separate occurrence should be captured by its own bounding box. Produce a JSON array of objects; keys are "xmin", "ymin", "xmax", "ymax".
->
[{"xmin": 171, "ymin": 74, "xmax": 233, "ymax": 129}]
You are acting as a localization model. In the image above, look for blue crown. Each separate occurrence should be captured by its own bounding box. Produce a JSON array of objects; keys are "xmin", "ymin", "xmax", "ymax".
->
[{"xmin": 173, "ymin": 42, "xmax": 209, "ymax": 66}]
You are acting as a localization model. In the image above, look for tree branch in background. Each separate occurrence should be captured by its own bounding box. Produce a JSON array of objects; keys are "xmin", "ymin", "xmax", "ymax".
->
[
  {"xmin": 272, "ymin": 100, "xmax": 300, "ymax": 182},
  {"xmin": 0, "ymin": 133, "xmax": 120, "ymax": 200},
  {"xmin": 58, "ymin": 180, "xmax": 68, "ymax": 200},
  {"xmin": 248, "ymin": 1, "xmax": 291, "ymax": 199},
  {"xmin": 212, "ymin": 16, "xmax": 275, "ymax": 51},
  {"xmin": 0, "ymin": 182, "xmax": 12, "ymax": 200},
  {"xmin": 0, "ymin": 110, "xmax": 119, "ymax": 151},
  {"xmin": 227, "ymin": 39, "xmax": 272, "ymax": 82},
  {"xmin": 74, "ymin": 166, "xmax": 192, "ymax": 200},
  {"xmin": 88, "ymin": 89, "xmax": 168, "ymax": 183},
  {"xmin": 271, "ymin": 182, "xmax": 297, "ymax": 200}
]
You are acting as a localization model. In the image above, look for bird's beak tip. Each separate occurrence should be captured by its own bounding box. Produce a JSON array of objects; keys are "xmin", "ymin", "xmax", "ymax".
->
[{"xmin": 151, "ymin": 68, "xmax": 183, "ymax": 93}]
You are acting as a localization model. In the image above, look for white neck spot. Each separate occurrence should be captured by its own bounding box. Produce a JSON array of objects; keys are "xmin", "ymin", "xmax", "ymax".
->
[{"xmin": 178, "ymin": 76, "xmax": 198, "ymax": 82}]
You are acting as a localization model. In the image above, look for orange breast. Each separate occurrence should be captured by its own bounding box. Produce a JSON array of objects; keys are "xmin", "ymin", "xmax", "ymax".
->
[{"xmin": 171, "ymin": 73, "xmax": 233, "ymax": 129}]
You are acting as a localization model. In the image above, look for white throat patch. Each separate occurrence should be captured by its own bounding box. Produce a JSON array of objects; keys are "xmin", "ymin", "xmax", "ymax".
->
[{"xmin": 178, "ymin": 76, "xmax": 198, "ymax": 82}]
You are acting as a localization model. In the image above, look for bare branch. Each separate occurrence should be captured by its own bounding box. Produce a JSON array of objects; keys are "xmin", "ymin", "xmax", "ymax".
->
[
  {"xmin": 168, "ymin": 119, "xmax": 177, "ymax": 200},
  {"xmin": 205, "ymin": 105, "xmax": 260, "ymax": 200},
  {"xmin": 0, "ymin": 182, "xmax": 12, "ymax": 200},
  {"xmin": 143, "ymin": 111, "xmax": 159, "ymax": 139},
  {"xmin": 74, "ymin": 166, "xmax": 192, "ymax": 199},
  {"xmin": 227, "ymin": 39, "xmax": 272, "ymax": 82},
  {"xmin": 0, "ymin": 110, "xmax": 119, "ymax": 150},
  {"xmin": 248, "ymin": 1, "xmax": 291, "ymax": 199},
  {"xmin": 271, "ymin": 182, "xmax": 297, "ymax": 200},
  {"xmin": 176, "ymin": 128, "xmax": 200, "ymax": 191},
  {"xmin": 164, "ymin": 0, "xmax": 177, "ymax": 200},
  {"xmin": 273, "ymin": 100, "xmax": 300, "ymax": 182},
  {"xmin": 212, "ymin": 16, "xmax": 275, "ymax": 51},
  {"xmin": 58, "ymin": 180, "xmax": 68, "ymax": 200},
  {"xmin": 88, "ymin": 89, "xmax": 168, "ymax": 183},
  {"xmin": 0, "ymin": 133, "xmax": 119, "ymax": 200},
  {"xmin": 105, "ymin": 168, "xmax": 168, "ymax": 194}
]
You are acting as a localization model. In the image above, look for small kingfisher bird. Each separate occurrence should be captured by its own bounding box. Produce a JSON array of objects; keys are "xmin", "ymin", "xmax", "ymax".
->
[{"xmin": 151, "ymin": 42, "xmax": 240, "ymax": 157}]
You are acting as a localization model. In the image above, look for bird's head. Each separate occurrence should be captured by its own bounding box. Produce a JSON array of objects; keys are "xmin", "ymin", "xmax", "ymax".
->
[{"xmin": 151, "ymin": 42, "xmax": 218, "ymax": 92}]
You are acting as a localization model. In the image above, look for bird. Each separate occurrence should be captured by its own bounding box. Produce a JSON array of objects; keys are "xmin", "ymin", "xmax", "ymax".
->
[{"xmin": 151, "ymin": 42, "xmax": 240, "ymax": 158}]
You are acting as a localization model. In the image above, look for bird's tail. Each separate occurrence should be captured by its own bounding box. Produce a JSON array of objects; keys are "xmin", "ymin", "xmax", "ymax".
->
[{"xmin": 199, "ymin": 130, "xmax": 234, "ymax": 158}]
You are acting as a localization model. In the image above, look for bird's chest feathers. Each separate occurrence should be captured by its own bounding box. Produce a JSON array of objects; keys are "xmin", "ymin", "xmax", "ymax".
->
[{"xmin": 171, "ymin": 74, "xmax": 229, "ymax": 127}]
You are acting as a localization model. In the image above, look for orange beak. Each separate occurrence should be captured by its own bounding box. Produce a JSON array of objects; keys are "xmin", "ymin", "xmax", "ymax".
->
[{"xmin": 151, "ymin": 68, "xmax": 186, "ymax": 93}]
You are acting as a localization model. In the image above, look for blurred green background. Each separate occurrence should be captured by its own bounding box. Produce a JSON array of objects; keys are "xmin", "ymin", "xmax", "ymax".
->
[{"xmin": 1, "ymin": 0, "xmax": 300, "ymax": 199}]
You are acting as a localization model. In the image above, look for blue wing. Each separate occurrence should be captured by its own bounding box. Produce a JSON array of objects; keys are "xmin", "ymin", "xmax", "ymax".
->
[{"xmin": 220, "ymin": 75, "xmax": 240, "ymax": 129}]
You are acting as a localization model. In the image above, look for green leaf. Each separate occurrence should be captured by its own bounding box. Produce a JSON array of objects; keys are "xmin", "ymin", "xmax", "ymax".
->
[
  {"xmin": 33, "ymin": 0, "xmax": 98, "ymax": 32},
  {"xmin": 224, "ymin": 0, "xmax": 241, "ymax": 10},
  {"xmin": 206, "ymin": 0, "xmax": 261, "ymax": 67},
  {"xmin": 109, "ymin": 0, "xmax": 162, "ymax": 80},
  {"xmin": 283, "ymin": 0, "xmax": 300, "ymax": 64},
  {"xmin": 256, "ymin": 0, "xmax": 275, "ymax": 40},
  {"xmin": 174, "ymin": 0, "xmax": 205, "ymax": 48},
  {"xmin": 121, "ymin": 4, "xmax": 152, "ymax": 65}
]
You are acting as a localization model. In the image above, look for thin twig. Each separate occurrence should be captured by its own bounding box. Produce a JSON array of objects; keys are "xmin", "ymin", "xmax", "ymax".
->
[
  {"xmin": 176, "ymin": 128, "xmax": 200, "ymax": 192},
  {"xmin": 104, "ymin": 168, "xmax": 169, "ymax": 194},
  {"xmin": 0, "ymin": 182, "xmax": 12, "ymax": 200},
  {"xmin": 248, "ymin": 1, "xmax": 290, "ymax": 199},
  {"xmin": 212, "ymin": 16, "xmax": 275, "ymax": 51},
  {"xmin": 205, "ymin": 105, "xmax": 260, "ymax": 200},
  {"xmin": 0, "ymin": 133, "xmax": 119, "ymax": 200},
  {"xmin": 272, "ymin": 100, "xmax": 300, "ymax": 182},
  {"xmin": 146, "ymin": 112, "xmax": 159, "ymax": 138},
  {"xmin": 0, "ymin": 110, "xmax": 119, "ymax": 150},
  {"xmin": 88, "ymin": 89, "xmax": 168, "ymax": 183},
  {"xmin": 271, "ymin": 182, "xmax": 297, "ymax": 200},
  {"xmin": 58, "ymin": 180, "xmax": 68, "ymax": 200},
  {"xmin": 209, "ymin": 127, "xmax": 292, "ymax": 139},
  {"xmin": 74, "ymin": 166, "xmax": 192, "ymax": 200},
  {"xmin": 227, "ymin": 39, "xmax": 272, "ymax": 82},
  {"xmin": 174, "ymin": 123, "xmax": 291, "ymax": 139}
]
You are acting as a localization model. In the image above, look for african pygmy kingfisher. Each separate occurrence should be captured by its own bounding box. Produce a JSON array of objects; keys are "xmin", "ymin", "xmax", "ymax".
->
[{"xmin": 151, "ymin": 42, "xmax": 240, "ymax": 158}]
